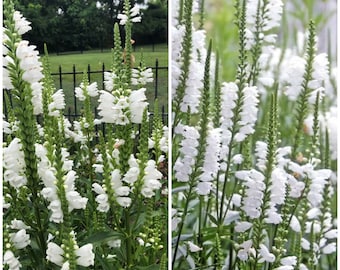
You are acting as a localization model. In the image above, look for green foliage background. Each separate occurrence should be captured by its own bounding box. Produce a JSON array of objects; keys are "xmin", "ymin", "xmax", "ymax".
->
[{"xmin": 13, "ymin": 0, "xmax": 167, "ymax": 53}]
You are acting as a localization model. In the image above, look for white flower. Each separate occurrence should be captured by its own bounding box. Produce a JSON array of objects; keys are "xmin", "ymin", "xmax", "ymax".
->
[
  {"xmin": 307, "ymin": 208, "xmax": 321, "ymax": 219},
  {"xmin": 16, "ymin": 40, "xmax": 43, "ymax": 84},
  {"xmin": 289, "ymin": 215, "xmax": 301, "ymax": 232},
  {"xmin": 280, "ymin": 256, "xmax": 297, "ymax": 267},
  {"xmin": 280, "ymin": 56, "xmax": 306, "ymax": 100},
  {"xmin": 286, "ymin": 173, "xmax": 305, "ymax": 198},
  {"xmin": 75, "ymin": 86, "xmax": 85, "ymax": 101},
  {"xmin": 98, "ymin": 90, "xmax": 132, "ymax": 125},
  {"xmin": 10, "ymin": 229, "xmax": 30, "ymax": 249},
  {"xmin": 13, "ymin": 11, "xmax": 32, "ymax": 35},
  {"xmin": 237, "ymin": 240, "xmax": 254, "ymax": 261},
  {"xmin": 66, "ymin": 191, "xmax": 88, "ymax": 211},
  {"xmin": 131, "ymin": 68, "xmax": 153, "ymax": 85},
  {"xmin": 4, "ymin": 250, "xmax": 22, "ymax": 270},
  {"xmin": 46, "ymin": 242, "xmax": 64, "ymax": 266},
  {"xmin": 236, "ymin": 169, "xmax": 265, "ymax": 218},
  {"xmin": 3, "ymin": 67, "xmax": 14, "ymax": 90},
  {"xmin": 129, "ymin": 88, "xmax": 148, "ymax": 123},
  {"xmin": 199, "ymin": 127, "xmax": 221, "ymax": 189},
  {"xmin": 111, "ymin": 169, "xmax": 122, "ymax": 188},
  {"xmin": 174, "ymin": 125, "xmax": 200, "ymax": 182},
  {"xmin": 57, "ymin": 8, "xmax": 64, "ymax": 15},
  {"xmin": 312, "ymin": 53, "xmax": 329, "ymax": 83},
  {"xmin": 107, "ymin": 239, "xmax": 121, "ymax": 248},
  {"xmin": 123, "ymin": 167, "xmax": 140, "ymax": 184},
  {"xmin": 265, "ymin": 168, "xmax": 287, "ymax": 224},
  {"xmin": 307, "ymin": 169, "xmax": 331, "ymax": 207},
  {"xmin": 104, "ymin": 71, "xmax": 116, "ymax": 91},
  {"xmin": 324, "ymin": 229, "xmax": 337, "ymax": 239},
  {"xmin": 61, "ymin": 261, "xmax": 70, "ymax": 270},
  {"xmin": 31, "ymin": 82, "xmax": 43, "ymax": 114},
  {"xmin": 75, "ymin": 82, "xmax": 99, "ymax": 101},
  {"xmin": 245, "ymin": 0, "xmax": 283, "ymax": 49},
  {"xmin": 262, "ymin": 0, "xmax": 284, "ymax": 32},
  {"xmin": 259, "ymin": 244, "xmax": 275, "ymax": 263},
  {"xmin": 93, "ymin": 183, "xmax": 110, "ymax": 212},
  {"xmin": 196, "ymin": 182, "xmax": 212, "ymax": 196},
  {"xmin": 116, "ymin": 197, "xmax": 132, "ymax": 208},
  {"xmin": 116, "ymin": 186, "xmax": 130, "ymax": 196},
  {"xmin": 117, "ymin": 14, "xmax": 128, "ymax": 25},
  {"xmin": 87, "ymin": 82, "xmax": 99, "ymax": 97},
  {"xmin": 76, "ymin": 243, "xmax": 95, "ymax": 266},
  {"xmin": 322, "ymin": 242, "xmax": 336, "ymax": 254},
  {"xmin": 255, "ymin": 141, "xmax": 268, "ymax": 172},
  {"xmin": 269, "ymin": 168, "xmax": 286, "ymax": 205},
  {"xmin": 118, "ymin": 5, "xmax": 142, "ymax": 25},
  {"xmin": 10, "ymin": 219, "xmax": 30, "ymax": 230},
  {"xmin": 48, "ymin": 200, "xmax": 64, "ymax": 223},
  {"xmin": 187, "ymin": 241, "xmax": 202, "ymax": 252},
  {"xmin": 235, "ymin": 86, "xmax": 259, "ymax": 142},
  {"xmin": 3, "ymin": 138, "xmax": 27, "ymax": 189},
  {"xmin": 48, "ymin": 89, "xmax": 65, "ymax": 116},
  {"xmin": 235, "ymin": 221, "xmax": 253, "ymax": 233},
  {"xmin": 141, "ymin": 160, "xmax": 162, "ymax": 198},
  {"xmin": 232, "ymin": 154, "xmax": 244, "ymax": 165},
  {"xmin": 95, "ymin": 193, "xmax": 110, "ymax": 212}
]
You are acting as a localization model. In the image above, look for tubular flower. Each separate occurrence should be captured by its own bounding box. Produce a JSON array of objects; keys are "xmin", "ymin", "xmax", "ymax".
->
[
  {"xmin": 236, "ymin": 169, "xmax": 265, "ymax": 219},
  {"xmin": 141, "ymin": 160, "xmax": 163, "ymax": 198},
  {"xmin": 173, "ymin": 124, "xmax": 200, "ymax": 182},
  {"xmin": 198, "ymin": 126, "xmax": 221, "ymax": 195},
  {"xmin": 131, "ymin": 68, "xmax": 153, "ymax": 86},
  {"xmin": 235, "ymin": 86, "xmax": 259, "ymax": 142},
  {"xmin": 118, "ymin": 5, "xmax": 142, "ymax": 25},
  {"xmin": 180, "ymin": 30, "xmax": 206, "ymax": 113},
  {"xmin": 3, "ymin": 138, "xmax": 27, "ymax": 189},
  {"xmin": 129, "ymin": 88, "xmax": 148, "ymax": 123},
  {"xmin": 75, "ymin": 82, "xmax": 99, "ymax": 101},
  {"xmin": 48, "ymin": 89, "xmax": 65, "ymax": 117},
  {"xmin": 3, "ymin": 250, "xmax": 22, "ymax": 270},
  {"xmin": 15, "ymin": 40, "xmax": 43, "ymax": 114},
  {"xmin": 13, "ymin": 11, "xmax": 31, "ymax": 35},
  {"xmin": 10, "ymin": 229, "xmax": 30, "ymax": 249}
]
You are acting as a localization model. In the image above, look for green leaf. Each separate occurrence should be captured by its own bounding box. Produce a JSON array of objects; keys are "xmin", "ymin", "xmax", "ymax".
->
[
  {"xmin": 208, "ymin": 213, "xmax": 218, "ymax": 225},
  {"xmin": 135, "ymin": 264, "xmax": 160, "ymax": 270},
  {"xmin": 80, "ymin": 231, "xmax": 122, "ymax": 245}
]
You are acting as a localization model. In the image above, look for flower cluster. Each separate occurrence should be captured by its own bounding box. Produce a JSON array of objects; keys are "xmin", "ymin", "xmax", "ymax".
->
[
  {"xmin": 98, "ymin": 87, "xmax": 148, "ymax": 125},
  {"xmin": 172, "ymin": 0, "xmax": 337, "ymax": 269},
  {"xmin": 46, "ymin": 232, "xmax": 95, "ymax": 268},
  {"xmin": 118, "ymin": 5, "xmax": 142, "ymax": 25},
  {"xmin": 132, "ymin": 67, "xmax": 154, "ymax": 86},
  {"xmin": 3, "ymin": 1, "xmax": 167, "ymax": 269}
]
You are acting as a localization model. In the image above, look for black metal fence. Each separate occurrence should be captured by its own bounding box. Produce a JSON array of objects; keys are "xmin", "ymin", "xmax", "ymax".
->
[{"xmin": 3, "ymin": 60, "xmax": 168, "ymax": 125}]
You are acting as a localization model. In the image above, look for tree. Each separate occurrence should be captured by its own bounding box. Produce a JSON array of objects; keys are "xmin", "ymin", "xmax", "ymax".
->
[{"xmin": 15, "ymin": 0, "xmax": 167, "ymax": 53}]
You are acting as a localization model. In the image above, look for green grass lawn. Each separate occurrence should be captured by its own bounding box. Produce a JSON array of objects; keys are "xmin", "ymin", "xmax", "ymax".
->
[
  {"xmin": 48, "ymin": 44, "xmax": 168, "ymax": 73},
  {"xmin": 46, "ymin": 44, "xmax": 168, "ymax": 117}
]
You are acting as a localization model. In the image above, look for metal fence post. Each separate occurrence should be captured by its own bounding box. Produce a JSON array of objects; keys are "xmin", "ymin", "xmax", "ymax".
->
[
  {"xmin": 102, "ymin": 63, "xmax": 105, "ymax": 90},
  {"xmin": 59, "ymin": 65, "xmax": 63, "ymax": 89},
  {"xmin": 88, "ymin": 64, "xmax": 91, "ymax": 82},
  {"xmin": 155, "ymin": 59, "xmax": 159, "ymax": 99},
  {"xmin": 73, "ymin": 64, "xmax": 77, "ymax": 115}
]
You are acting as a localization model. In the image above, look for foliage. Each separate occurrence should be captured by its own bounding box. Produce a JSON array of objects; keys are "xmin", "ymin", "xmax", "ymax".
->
[
  {"xmin": 171, "ymin": 0, "xmax": 337, "ymax": 269},
  {"xmin": 3, "ymin": 0, "xmax": 168, "ymax": 269},
  {"xmin": 14, "ymin": 0, "xmax": 167, "ymax": 53}
]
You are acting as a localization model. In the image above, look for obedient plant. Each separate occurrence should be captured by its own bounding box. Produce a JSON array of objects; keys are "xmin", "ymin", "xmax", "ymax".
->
[
  {"xmin": 3, "ymin": 0, "xmax": 167, "ymax": 269},
  {"xmin": 172, "ymin": 1, "xmax": 336, "ymax": 270}
]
